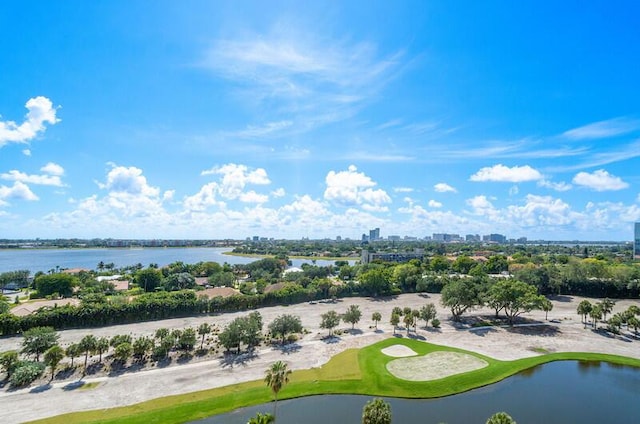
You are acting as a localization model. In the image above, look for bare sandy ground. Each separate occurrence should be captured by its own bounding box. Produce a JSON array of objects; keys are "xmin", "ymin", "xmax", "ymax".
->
[{"xmin": 1, "ymin": 293, "xmax": 639, "ymax": 423}]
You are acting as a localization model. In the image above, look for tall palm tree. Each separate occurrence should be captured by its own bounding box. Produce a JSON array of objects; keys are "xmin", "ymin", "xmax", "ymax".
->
[
  {"xmin": 78, "ymin": 334, "xmax": 97, "ymax": 374},
  {"xmin": 264, "ymin": 360, "xmax": 292, "ymax": 419}
]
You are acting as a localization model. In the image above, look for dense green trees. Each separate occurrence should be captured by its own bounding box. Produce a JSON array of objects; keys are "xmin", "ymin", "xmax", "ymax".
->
[
  {"xmin": 162, "ymin": 272, "xmax": 196, "ymax": 291},
  {"xmin": 359, "ymin": 268, "xmax": 393, "ymax": 297},
  {"xmin": 34, "ymin": 273, "xmax": 77, "ymax": 297},
  {"xmin": 1, "ymin": 243, "xmax": 639, "ymax": 336},
  {"xmin": 134, "ymin": 268, "xmax": 162, "ymax": 292},
  {"xmin": 0, "ymin": 270, "xmax": 30, "ymax": 290}
]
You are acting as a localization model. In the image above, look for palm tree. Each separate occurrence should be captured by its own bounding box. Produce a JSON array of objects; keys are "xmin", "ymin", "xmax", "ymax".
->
[
  {"xmin": 576, "ymin": 300, "xmax": 592, "ymax": 327},
  {"xmin": 78, "ymin": 334, "xmax": 97, "ymax": 374},
  {"xmin": 628, "ymin": 316, "xmax": 640, "ymax": 335},
  {"xmin": 247, "ymin": 412, "xmax": 275, "ymax": 424},
  {"xmin": 390, "ymin": 313, "xmax": 400, "ymax": 334},
  {"xmin": 95, "ymin": 337, "xmax": 110, "ymax": 362},
  {"xmin": 264, "ymin": 360, "xmax": 292, "ymax": 419},
  {"xmin": 198, "ymin": 323, "xmax": 212, "ymax": 350},
  {"xmin": 590, "ymin": 304, "xmax": 603, "ymax": 329},
  {"xmin": 44, "ymin": 345, "xmax": 64, "ymax": 381},
  {"xmin": 66, "ymin": 343, "xmax": 81, "ymax": 368}
]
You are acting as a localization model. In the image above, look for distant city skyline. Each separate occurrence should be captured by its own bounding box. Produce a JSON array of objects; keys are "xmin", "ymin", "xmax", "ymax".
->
[{"xmin": 1, "ymin": 1, "xmax": 640, "ymax": 241}]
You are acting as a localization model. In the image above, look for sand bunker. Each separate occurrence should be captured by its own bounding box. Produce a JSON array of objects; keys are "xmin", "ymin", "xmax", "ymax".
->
[
  {"xmin": 381, "ymin": 344, "xmax": 418, "ymax": 358},
  {"xmin": 386, "ymin": 351, "xmax": 488, "ymax": 381}
]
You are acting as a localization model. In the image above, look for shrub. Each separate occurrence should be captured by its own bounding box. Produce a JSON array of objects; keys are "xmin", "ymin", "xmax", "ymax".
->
[
  {"xmin": 431, "ymin": 318, "xmax": 441, "ymax": 328},
  {"xmin": 10, "ymin": 361, "xmax": 45, "ymax": 387}
]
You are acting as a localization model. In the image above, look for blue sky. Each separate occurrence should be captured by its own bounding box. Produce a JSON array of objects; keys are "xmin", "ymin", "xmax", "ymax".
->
[{"xmin": 1, "ymin": 0, "xmax": 639, "ymax": 240}]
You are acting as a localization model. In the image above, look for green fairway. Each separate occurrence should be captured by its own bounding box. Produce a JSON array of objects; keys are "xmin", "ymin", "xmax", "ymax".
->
[{"xmin": 28, "ymin": 338, "xmax": 640, "ymax": 424}]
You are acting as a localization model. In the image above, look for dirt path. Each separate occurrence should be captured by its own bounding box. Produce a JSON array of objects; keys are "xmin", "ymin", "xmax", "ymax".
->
[{"xmin": 1, "ymin": 293, "xmax": 639, "ymax": 423}]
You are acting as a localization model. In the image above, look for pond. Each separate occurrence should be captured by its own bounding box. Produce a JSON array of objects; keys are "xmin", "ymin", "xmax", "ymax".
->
[{"xmin": 195, "ymin": 360, "xmax": 640, "ymax": 424}]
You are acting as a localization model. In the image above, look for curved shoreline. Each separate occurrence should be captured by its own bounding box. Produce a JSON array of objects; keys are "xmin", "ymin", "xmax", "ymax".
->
[{"xmin": 26, "ymin": 339, "xmax": 640, "ymax": 424}]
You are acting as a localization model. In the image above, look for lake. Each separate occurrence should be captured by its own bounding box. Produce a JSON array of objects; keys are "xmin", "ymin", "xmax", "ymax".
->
[
  {"xmin": 196, "ymin": 361, "xmax": 640, "ymax": 424},
  {"xmin": 0, "ymin": 247, "xmax": 352, "ymax": 274}
]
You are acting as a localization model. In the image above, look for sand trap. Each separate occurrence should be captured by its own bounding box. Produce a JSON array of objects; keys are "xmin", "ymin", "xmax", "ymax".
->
[
  {"xmin": 386, "ymin": 351, "xmax": 488, "ymax": 381},
  {"xmin": 381, "ymin": 344, "xmax": 418, "ymax": 358}
]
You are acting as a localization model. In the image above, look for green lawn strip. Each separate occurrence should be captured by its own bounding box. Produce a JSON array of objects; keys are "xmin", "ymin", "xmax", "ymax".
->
[{"xmin": 27, "ymin": 338, "xmax": 640, "ymax": 424}]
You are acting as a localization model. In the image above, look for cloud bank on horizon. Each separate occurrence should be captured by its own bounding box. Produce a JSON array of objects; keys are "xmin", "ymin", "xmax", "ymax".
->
[{"xmin": 0, "ymin": 1, "xmax": 639, "ymax": 240}]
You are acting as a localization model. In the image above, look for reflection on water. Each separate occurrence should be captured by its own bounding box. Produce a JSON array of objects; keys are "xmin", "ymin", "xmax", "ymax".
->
[{"xmin": 196, "ymin": 361, "xmax": 640, "ymax": 424}]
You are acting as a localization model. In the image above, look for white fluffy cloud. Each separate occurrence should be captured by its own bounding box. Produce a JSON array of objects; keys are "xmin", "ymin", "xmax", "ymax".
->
[
  {"xmin": 0, "ymin": 181, "xmax": 39, "ymax": 205},
  {"xmin": 185, "ymin": 164, "xmax": 273, "ymax": 211},
  {"xmin": 466, "ymin": 195, "xmax": 498, "ymax": 217},
  {"xmin": 1, "ymin": 163, "xmax": 66, "ymax": 187},
  {"xmin": 434, "ymin": 183, "xmax": 457, "ymax": 193},
  {"xmin": 324, "ymin": 165, "xmax": 391, "ymax": 210},
  {"xmin": 41, "ymin": 162, "xmax": 65, "ymax": 176},
  {"xmin": 572, "ymin": 169, "xmax": 629, "ymax": 191},
  {"xmin": 99, "ymin": 165, "xmax": 160, "ymax": 197},
  {"xmin": 202, "ymin": 164, "xmax": 270, "ymax": 198},
  {"xmin": 470, "ymin": 164, "xmax": 543, "ymax": 183},
  {"xmin": 428, "ymin": 200, "xmax": 442, "ymax": 208},
  {"xmin": 506, "ymin": 195, "xmax": 579, "ymax": 227},
  {"xmin": 0, "ymin": 97, "xmax": 60, "ymax": 147}
]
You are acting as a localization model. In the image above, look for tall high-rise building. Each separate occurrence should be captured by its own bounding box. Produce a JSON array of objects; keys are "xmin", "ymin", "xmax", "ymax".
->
[
  {"xmin": 635, "ymin": 222, "xmax": 640, "ymax": 259},
  {"xmin": 369, "ymin": 228, "xmax": 380, "ymax": 241}
]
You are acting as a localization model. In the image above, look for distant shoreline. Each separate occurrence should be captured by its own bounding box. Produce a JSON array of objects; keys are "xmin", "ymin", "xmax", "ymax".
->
[{"xmin": 222, "ymin": 251, "xmax": 358, "ymax": 261}]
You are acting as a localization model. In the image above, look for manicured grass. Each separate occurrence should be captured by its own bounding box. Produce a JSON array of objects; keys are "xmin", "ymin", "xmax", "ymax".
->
[{"xmin": 28, "ymin": 338, "xmax": 640, "ymax": 424}]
